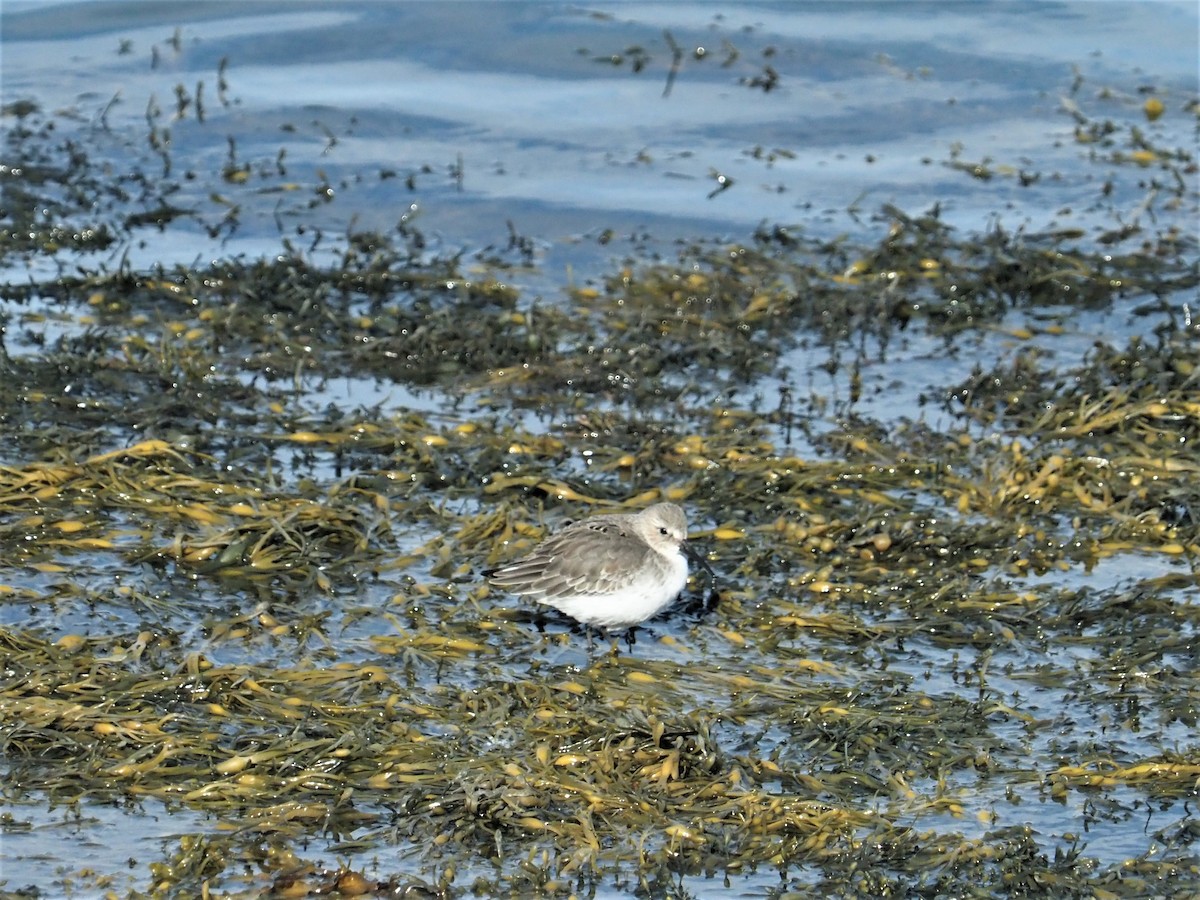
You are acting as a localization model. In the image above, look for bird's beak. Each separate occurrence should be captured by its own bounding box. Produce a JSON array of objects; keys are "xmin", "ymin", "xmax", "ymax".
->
[{"xmin": 682, "ymin": 541, "xmax": 716, "ymax": 582}]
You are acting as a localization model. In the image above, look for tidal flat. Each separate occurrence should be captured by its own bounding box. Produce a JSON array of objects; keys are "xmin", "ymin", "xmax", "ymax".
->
[{"xmin": 1, "ymin": 3, "xmax": 1197, "ymax": 897}]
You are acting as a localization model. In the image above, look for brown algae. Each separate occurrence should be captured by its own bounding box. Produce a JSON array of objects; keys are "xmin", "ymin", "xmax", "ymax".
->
[{"xmin": 2, "ymin": 46, "xmax": 1199, "ymax": 900}]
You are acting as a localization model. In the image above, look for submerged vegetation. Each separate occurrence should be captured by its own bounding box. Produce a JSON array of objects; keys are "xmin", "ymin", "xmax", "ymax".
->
[{"xmin": 1, "ymin": 12, "xmax": 1199, "ymax": 900}]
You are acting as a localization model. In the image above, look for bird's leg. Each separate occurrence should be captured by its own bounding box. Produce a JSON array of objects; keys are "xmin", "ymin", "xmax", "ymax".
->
[{"xmin": 622, "ymin": 627, "xmax": 638, "ymax": 653}]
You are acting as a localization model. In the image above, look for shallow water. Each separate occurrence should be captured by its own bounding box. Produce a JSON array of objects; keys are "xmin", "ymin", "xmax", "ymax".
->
[{"xmin": 1, "ymin": 2, "xmax": 1198, "ymax": 897}]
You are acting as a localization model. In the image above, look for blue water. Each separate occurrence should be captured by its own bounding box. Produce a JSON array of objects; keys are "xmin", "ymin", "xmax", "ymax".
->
[{"xmin": 4, "ymin": 1, "xmax": 1195, "ymax": 273}]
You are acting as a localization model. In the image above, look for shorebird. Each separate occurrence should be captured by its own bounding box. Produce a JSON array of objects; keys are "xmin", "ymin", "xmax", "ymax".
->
[{"xmin": 485, "ymin": 502, "xmax": 713, "ymax": 633}]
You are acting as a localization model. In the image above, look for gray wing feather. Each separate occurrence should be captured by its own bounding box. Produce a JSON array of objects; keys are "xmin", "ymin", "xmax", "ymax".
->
[{"xmin": 487, "ymin": 517, "xmax": 654, "ymax": 598}]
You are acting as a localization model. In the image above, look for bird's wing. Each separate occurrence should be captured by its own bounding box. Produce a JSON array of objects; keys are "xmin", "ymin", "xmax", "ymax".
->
[{"xmin": 486, "ymin": 520, "xmax": 653, "ymax": 598}]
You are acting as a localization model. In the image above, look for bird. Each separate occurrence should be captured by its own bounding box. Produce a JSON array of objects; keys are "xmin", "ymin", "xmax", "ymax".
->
[{"xmin": 484, "ymin": 502, "xmax": 712, "ymax": 632}]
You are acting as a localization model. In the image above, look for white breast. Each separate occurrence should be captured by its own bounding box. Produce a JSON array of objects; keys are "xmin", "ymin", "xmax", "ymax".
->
[{"xmin": 540, "ymin": 549, "xmax": 688, "ymax": 630}]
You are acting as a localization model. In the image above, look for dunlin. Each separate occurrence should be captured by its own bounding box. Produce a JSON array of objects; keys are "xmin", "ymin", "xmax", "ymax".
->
[{"xmin": 485, "ymin": 502, "xmax": 711, "ymax": 631}]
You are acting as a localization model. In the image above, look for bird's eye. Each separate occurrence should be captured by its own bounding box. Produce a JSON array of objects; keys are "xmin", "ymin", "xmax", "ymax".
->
[{"xmin": 659, "ymin": 527, "xmax": 669, "ymax": 536}]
